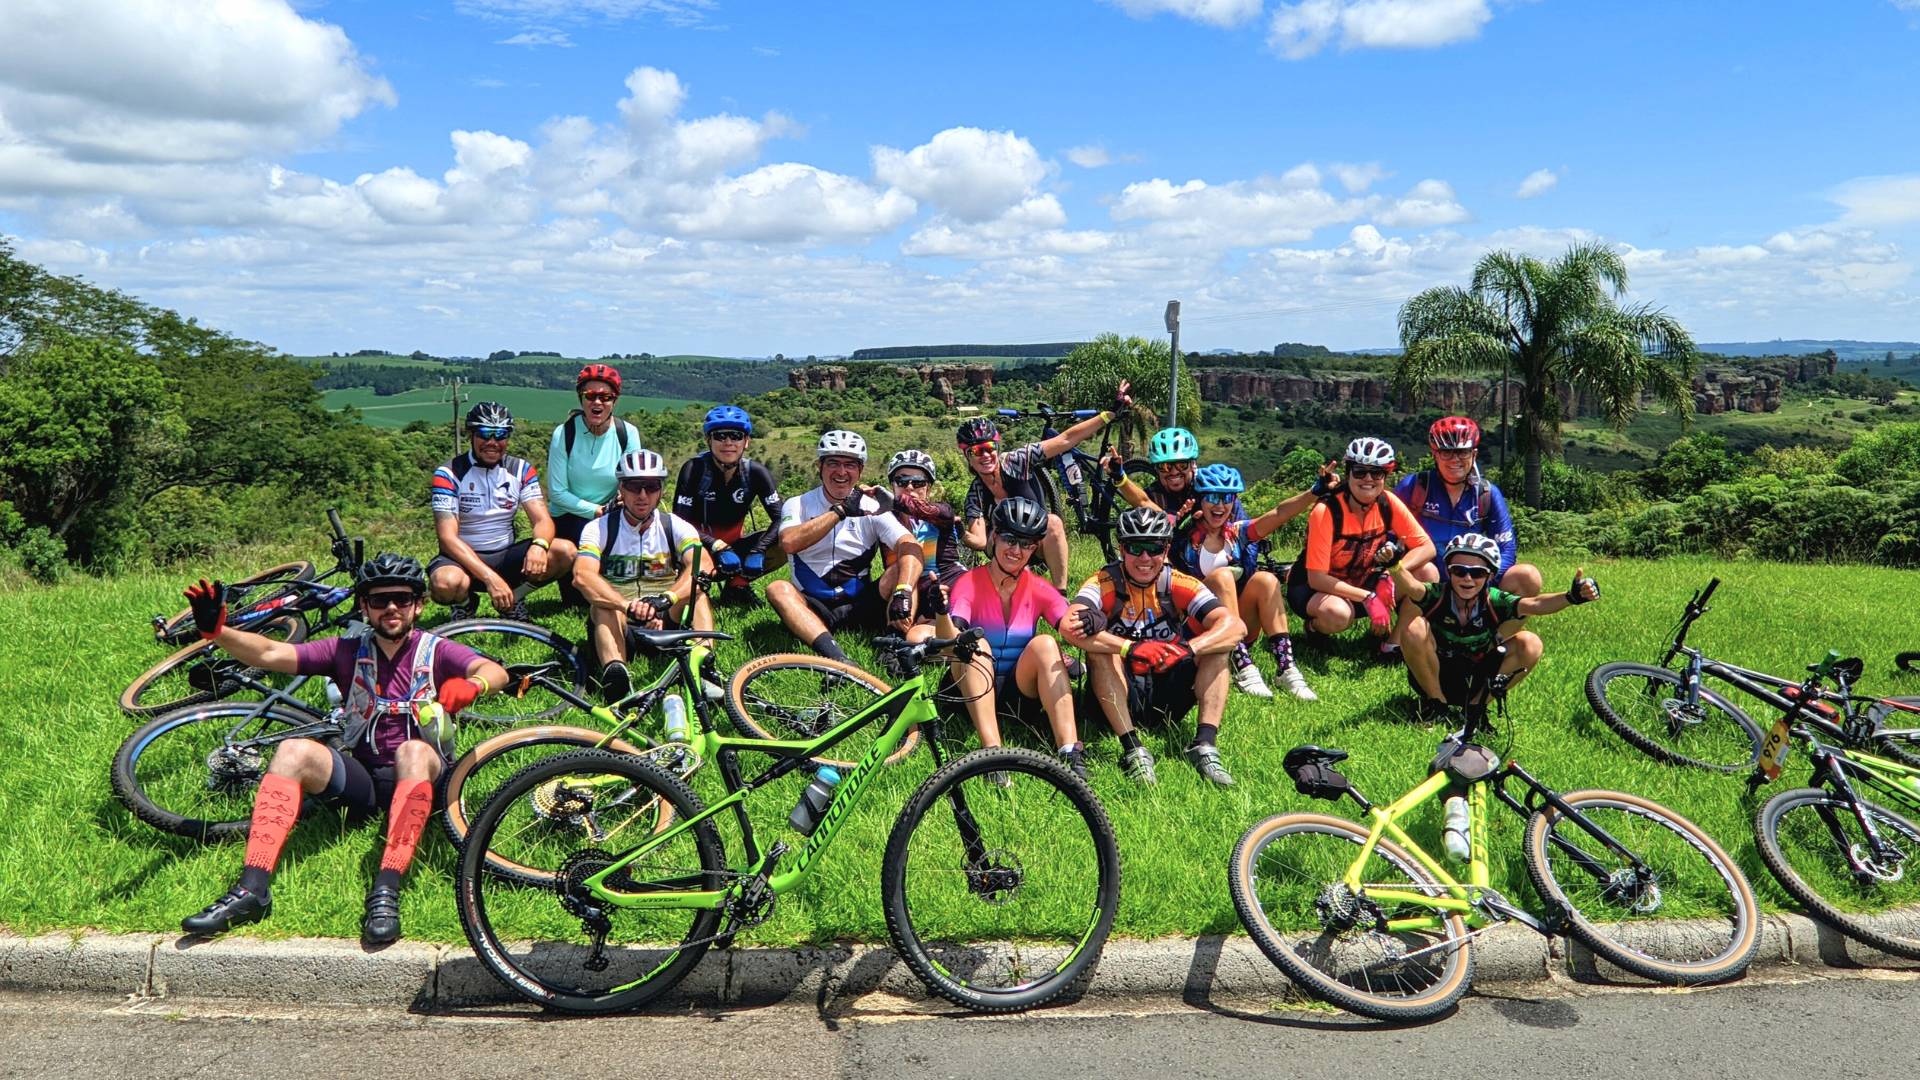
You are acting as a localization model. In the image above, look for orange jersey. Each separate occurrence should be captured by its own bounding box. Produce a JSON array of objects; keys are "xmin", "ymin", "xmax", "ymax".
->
[
  {"xmin": 1302, "ymin": 492, "xmax": 1429, "ymax": 585},
  {"xmin": 1072, "ymin": 563, "xmax": 1222, "ymax": 642}
]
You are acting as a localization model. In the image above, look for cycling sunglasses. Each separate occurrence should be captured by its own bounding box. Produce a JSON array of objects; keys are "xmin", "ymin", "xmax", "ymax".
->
[
  {"xmin": 1348, "ymin": 466, "xmax": 1389, "ymax": 480},
  {"xmin": 891, "ymin": 475, "xmax": 931, "ymax": 489},
  {"xmin": 363, "ymin": 591, "xmax": 420, "ymax": 610},
  {"xmin": 1122, "ymin": 541, "xmax": 1169, "ymax": 557},
  {"xmin": 962, "ymin": 441, "xmax": 999, "ymax": 456},
  {"xmin": 580, "ymin": 391, "xmax": 618, "ymax": 404},
  {"xmin": 1200, "ymin": 492, "xmax": 1236, "ymax": 505},
  {"xmin": 709, "ymin": 430, "xmax": 748, "ymax": 442},
  {"xmin": 1447, "ymin": 564, "xmax": 1492, "ymax": 580},
  {"xmin": 996, "ymin": 534, "xmax": 1040, "ymax": 551},
  {"xmin": 471, "ymin": 426, "xmax": 512, "ymax": 441},
  {"xmin": 620, "ymin": 479, "xmax": 664, "ymax": 495}
]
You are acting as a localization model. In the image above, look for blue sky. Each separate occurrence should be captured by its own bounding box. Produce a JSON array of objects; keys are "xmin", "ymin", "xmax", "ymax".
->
[{"xmin": 2, "ymin": 0, "xmax": 1917, "ymax": 356}]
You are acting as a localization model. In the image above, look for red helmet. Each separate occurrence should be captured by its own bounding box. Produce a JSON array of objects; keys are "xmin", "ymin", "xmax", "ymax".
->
[
  {"xmin": 576, "ymin": 363, "xmax": 622, "ymax": 395},
  {"xmin": 1429, "ymin": 416, "xmax": 1480, "ymax": 451}
]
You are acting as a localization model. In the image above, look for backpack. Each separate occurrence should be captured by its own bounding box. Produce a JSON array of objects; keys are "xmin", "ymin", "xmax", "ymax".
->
[
  {"xmin": 562, "ymin": 410, "xmax": 635, "ymax": 457},
  {"xmin": 597, "ymin": 509, "xmax": 683, "ymax": 578},
  {"xmin": 1406, "ymin": 469, "xmax": 1494, "ymax": 529},
  {"xmin": 1308, "ymin": 493, "xmax": 1393, "ymax": 583},
  {"xmin": 1099, "ymin": 562, "xmax": 1181, "ymax": 640},
  {"xmin": 446, "ymin": 452, "xmax": 526, "ymax": 485}
]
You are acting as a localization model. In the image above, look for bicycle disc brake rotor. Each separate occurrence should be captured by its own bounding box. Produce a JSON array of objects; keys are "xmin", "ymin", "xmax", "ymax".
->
[
  {"xmin": 1658, "ymin": 697, "xmax": 1707, "ymax": 728},
  {"xmin": 204, "ymin": 745, "xmax": 264, "ymax": 792},
  {"xmin": 1600, "ymin": 868, "xmax": 1663, "ymax": 914},
  {"xmin": 965, "ymin": 848, "xmax": 1024, "ymax": 905},
  {"xmin": 1850, "ymin": 843, "xmax": 1908, "ymax": 883}
]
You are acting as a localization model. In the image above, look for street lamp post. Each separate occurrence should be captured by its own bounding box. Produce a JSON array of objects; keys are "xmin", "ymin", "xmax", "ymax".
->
[{"xmin": 1164, "ymin": 300, "xmax": 1181, "ymax": 424}]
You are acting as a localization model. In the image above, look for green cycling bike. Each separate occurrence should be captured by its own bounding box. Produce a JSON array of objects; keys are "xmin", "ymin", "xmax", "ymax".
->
[
  {"xmin": 455, "ymin": 627, "xmax": 1121, "ymax": 1015},
  {"xmin": 1229, "ymin": 678, "xmax": 1760, "ymax": 1022}
]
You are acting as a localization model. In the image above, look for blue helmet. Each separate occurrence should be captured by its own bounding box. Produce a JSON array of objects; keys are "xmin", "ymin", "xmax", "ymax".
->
[
  {"xmin": 1194, "ymin": 463, "xmax": 1244, "ymax": 495},
  {"xmin": 703, "ymin": 404, "xmax": 753, "ymax": 436}
]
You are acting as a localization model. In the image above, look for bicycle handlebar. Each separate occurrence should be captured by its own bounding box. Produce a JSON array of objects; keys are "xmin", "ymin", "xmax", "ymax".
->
[{"xmin": 327, "ymin": 508, "xmax": 346, "ymax": 542}]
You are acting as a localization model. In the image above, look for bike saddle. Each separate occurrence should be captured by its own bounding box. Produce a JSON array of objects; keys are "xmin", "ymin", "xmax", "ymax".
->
[
  {"xmin": 1283, "ymin": 745, "xmax": 1348, "ymax": 767},
  {"xmin": 1833, "ymin": 657, "xmax": 1865, "ymax": 683},
  {"xmin": 1282, "ymin": 745, "xmax": 1351, "ymax": 801},
  {"xmin": 626, "ymin": 628, "xmax": 735, "ymax": 654}
]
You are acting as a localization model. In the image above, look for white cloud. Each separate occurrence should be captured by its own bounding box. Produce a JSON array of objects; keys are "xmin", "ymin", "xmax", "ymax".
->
[
  {"xmin": 449, "ymin": 130, "xmax": 533, "ymax": 182},
  {"xmin": 1514, "ymin": 167, "xmax": 1561, "ymax": 199},
  {"xmin": 1111, "ymin": 174, "xmax": 1368, "ymax": 244},
  {"xmin": 1066, "ymin": 145, "xmax": 1115, "ymax": 168},
  {"xmin": 618, "ymin": 66, "xmax": 688, "ymax": 134},
  {"xmin": 497, "ymin": 29, "xmax": 574, "ymax": 46},
  {"xmin": 1830, "ymin": 174, "xmax": 1920, "ymax": 227},
  {"xmin": 0, "ymin": 0, "xmax": 393, "ymax": 165},
  {"xmin": 901, "ymin": 196, "xmax": 1118, "ymax": 260},
  {"xmin": 658, "ymin": 164, "xmax": 917, "ymax": 241},
  {"xmin": 872, "ymin": 128, "xmax": 1051, "ymax": 223},
  {"xmin": 1374, "ymin": 178, "xmax": 1470, "ymax": 227},
  {"xmin": 1330, "ymin": 162, "xmax": 1388, "ymax": 192},
  {"xmin": 1269, "ymin": 0, "xmax": 1495, "ymax": 59},
  {"xmin": 456, "ymin": 0, "xmax": 715, "ymax": 28},
  {"xmin": 1104, "ymin": 0, "xmax": 1265, "ymax": 27}
]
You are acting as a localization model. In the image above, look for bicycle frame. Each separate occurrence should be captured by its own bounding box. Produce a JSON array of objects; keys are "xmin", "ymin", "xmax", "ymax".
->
[{"xmin": 993, "ymin": 406, "xmax": 1128, "ymax": 560}]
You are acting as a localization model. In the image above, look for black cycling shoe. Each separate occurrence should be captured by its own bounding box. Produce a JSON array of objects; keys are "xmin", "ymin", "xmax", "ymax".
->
[
  {"xmin": 181, "ymin": 884, "xmax": 270, "ymax": 936},
  {"xmin": 362, "ymin": 885, "xmax": 402, "ymax": 946}
]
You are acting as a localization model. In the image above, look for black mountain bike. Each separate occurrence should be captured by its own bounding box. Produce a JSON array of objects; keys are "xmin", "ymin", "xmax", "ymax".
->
[
  {"xmin": 1586, "ymin": 578, "xmax": 1920, "ymax": 771},
  {"xmin": 989, "ymin": 405, "xmax": 1148, "ymax": 563}
]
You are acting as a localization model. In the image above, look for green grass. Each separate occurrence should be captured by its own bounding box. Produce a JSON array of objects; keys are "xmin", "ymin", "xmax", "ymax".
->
[
  {"xmin": 4, "ymin": 522, "xmax": 1918, "ymax": 948},
  {"xmin": 323, "ymin": 384, "xmax": 697, "ymax": 428}
]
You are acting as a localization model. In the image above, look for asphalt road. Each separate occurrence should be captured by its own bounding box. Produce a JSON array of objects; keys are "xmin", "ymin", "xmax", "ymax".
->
[{"xmin": 5, "ymin": 971, "xmax": 1917, "ymax": 1080}]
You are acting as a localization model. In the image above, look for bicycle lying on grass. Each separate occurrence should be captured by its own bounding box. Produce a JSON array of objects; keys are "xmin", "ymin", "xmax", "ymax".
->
[
  {"xmin": 1586, "ymin": 578, "xmax": 1920, "ymax": 772},
  {"xmin": 1899, "ymin": 651, "xmax": 1919, "ymax": 675},
  {"xmin": 1229, "ymin": 681, "xmax": 1760, "ymax": 1022},
  {"xmin": 1746, "ymin": 653, "xmax": 1920, "ymax": 961},
  {"xmin": 455, "ymin": 628, "xmax": 1120, "ymax": 1015},
  {"xmin": 987, "ymin": 405, "xmax": 1148, "ymax": 564}
]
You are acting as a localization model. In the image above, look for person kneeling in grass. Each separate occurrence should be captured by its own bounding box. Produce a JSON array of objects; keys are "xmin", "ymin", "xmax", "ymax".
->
[
  {"xmin": 1378, "ymin": 531, "xmax": 1599, "ymax": 716},
  {"xmin": 915, "ymin": 497, "xmax": 1090, "ymax": 782},
  {"xmin": 178, "ymin": 553, "xmax": 507, "ymax": 945}
]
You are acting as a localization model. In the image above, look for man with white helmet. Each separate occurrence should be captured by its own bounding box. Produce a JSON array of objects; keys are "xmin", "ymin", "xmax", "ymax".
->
[
  {"xmin": 572, "ymin": 448, "xmax": 713, "ymax": 700},
  {"xmin": 1286, "ymin": 436, "xmax": 1435, "ymax": 642},
  {"xmin": 767, "ymin": 430, "xmax": 925, "ymax": 661}
]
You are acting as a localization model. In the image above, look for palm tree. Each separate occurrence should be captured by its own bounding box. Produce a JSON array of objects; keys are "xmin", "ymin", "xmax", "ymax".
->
[{"xmin": 1395, "ymin": 242, "xmax": 1698, "ymax": 507}]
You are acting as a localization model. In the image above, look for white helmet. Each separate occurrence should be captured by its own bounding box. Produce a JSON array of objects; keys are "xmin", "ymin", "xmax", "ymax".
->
[
  {"xmin": 1443, "ymin": 533, "xmax": 1501, "ymax": 569},
  {"xmin": 886, "ymin": 449, "xmax": 935, "ymax": 482},
  {"xmin": 816, "ymin": 429, "xmax": 868, "ymax": 464},
  {"xmin": 616, "ymin": 449, "xmax": 668, "ymax": 480},
  {"xmin": 1344, "ymin": 436, "xmax": 1396, "ymax": 470}
]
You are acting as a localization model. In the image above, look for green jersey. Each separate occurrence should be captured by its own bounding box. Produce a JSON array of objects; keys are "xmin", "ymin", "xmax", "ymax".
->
[{"xmin": 1418, "ymin": 585, "xmax": 1522, "ymax": 656}]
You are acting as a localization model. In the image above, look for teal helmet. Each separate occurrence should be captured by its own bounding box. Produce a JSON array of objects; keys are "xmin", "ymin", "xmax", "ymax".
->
[
  {"xmin": 1147, "ymin": 427, "xmax": 1200, "ymax": 464},
  {"xmin": 1194, "ymin": 463, "xmax": 1244, "ymax": 495}
]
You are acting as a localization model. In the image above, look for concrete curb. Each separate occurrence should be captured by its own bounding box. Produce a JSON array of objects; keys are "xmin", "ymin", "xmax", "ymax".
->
[{"xmin": 3, "ymin": 913, "xmax": 1914, "ymax": 1010}]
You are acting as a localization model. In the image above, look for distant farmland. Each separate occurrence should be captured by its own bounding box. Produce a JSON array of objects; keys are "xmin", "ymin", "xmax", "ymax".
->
[{"xmin": 324, "ymin": 384, "xmax": 696, "ymax": 428}]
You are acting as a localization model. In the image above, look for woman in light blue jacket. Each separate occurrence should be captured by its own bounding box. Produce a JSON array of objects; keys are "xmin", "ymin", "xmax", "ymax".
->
[{"xmin": 547, "ymin": 363, "xmax": 644, "ymax": 552}]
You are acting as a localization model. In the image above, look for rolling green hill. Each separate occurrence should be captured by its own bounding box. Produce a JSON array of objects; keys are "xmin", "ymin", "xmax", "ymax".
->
[{"xmin": 324, "ymin": 384, "xmax": 695, "ymax": 427}]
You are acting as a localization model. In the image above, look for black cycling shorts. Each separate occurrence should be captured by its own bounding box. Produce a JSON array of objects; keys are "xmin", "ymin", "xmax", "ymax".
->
[
  {"xmin": 803, "ymin": 587, "xmax": 888, "ymax": 633},
  {"xmin": 316, "ymin": 745, "xmax": 441, "ymax": 823},
  {"xmin": 428, "ymin": 538, "xmax": 535, "ymax": 590},
  {"xmin": 1109, "ymin": 655, "xmax": 1198, "ymax": 727},
  {"xmin": 1408, "ymin": 648, "xmax": 1501, "ymax": 706}
]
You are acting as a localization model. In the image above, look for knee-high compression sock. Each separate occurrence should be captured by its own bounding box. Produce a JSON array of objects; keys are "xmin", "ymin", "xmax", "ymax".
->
[
  {"xmin": 811, "ymin": 632, "xmax": 848, "ymax": 662},
  {"xmin": 373, "ymin": 780, "xmax": 434, "ymax": 893},
  {"xmin": 240, "ymin": 773, "xmax": 303, "ymax": 893}
]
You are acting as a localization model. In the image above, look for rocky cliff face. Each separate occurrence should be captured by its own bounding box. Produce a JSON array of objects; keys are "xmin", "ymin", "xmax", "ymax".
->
[
  {"xmin": 1196, "ymin": 366, "xmax": 1790, "ymax": 417},
  {"xmin": 788, "ymin": 363, "xmax": 994, "ymax": 406}
]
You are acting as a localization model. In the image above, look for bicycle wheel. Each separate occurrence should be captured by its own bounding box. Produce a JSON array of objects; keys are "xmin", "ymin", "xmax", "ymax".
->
[
  {"xmin": 882, "ymin": 747, "xmax": 1120, "ymax": 1013},
  {"xmin": 110, "ymin": 701, "xmax": 322, "ymax": 842},
  {"xmin": 1755, "ymin": 787, "xmax": 1920, "ymax": 960},
  {"xmin": 1228, "ymin": 813, "xmax": 1472, "ymax": 1022},
  {"xmin": 455, "ymin": 749, "xmax": 726, "ymax": 1014},
  {"xmin": 1585, "ymin": 662, "xmax": 1763, "ymax": 772},
  {"xmin": 440, "ymin": 725, "xmax": 676, "ymax": 887},
  {"xmin": 152, "ymin": 561, "xmax": 316, "ymax": 645},
  {"xmin": 1865, "ymin": 699, "xmax": 1920, "ymax": 768},
  {"xmin": 433, "ymin": 618, "xmax": 585, "ymax": 726},
  {"xmin": 119, "ymin": 612, "xmax": 310, "ymax": 718},
  {"xmin": 1524, "ymin": 789, "xmax": 1759, "ymax": 984},
  {"xmin": 726, "ymin": 653, "xmax": 917, "ymax": 768}
]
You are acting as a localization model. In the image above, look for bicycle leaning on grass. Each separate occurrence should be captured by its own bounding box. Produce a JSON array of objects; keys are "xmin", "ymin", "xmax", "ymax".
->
[
  {"xmin": 1586, "ymin": 578, "xmax": 1920, "ymax": 772},
  {"xmin": 454, "ymin": 628, "xmax": 1121, "ymax": 1015},
  {"xmin": 1228, "ymin": 681, "xmax": 1761, "ymax": 1022}
]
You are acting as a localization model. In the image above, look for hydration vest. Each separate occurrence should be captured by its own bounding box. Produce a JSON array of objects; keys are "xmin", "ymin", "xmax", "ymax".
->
[{"xmin": 341, "ymin": 630, "xmax": 448, "ymax": 761}]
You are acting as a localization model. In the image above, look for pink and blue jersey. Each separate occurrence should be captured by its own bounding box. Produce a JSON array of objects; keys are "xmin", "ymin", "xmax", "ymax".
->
[{"xmin": 947, "ymin": 566, "xmax": 1069, "ymax": 680}]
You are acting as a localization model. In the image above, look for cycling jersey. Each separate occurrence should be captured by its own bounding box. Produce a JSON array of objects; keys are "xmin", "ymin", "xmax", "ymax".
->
[
  {"xmin": 887, "ymin": 505, "xmax": 967, "ymax": 587},
  {"xmin": 961, "ymin": 442, "xmax": 1053, "ymax": 523},
  {"xmin": 545, "ymin": 417, "xmax": 644, "ymax": 520},
  {"xmin": 1174, "ymin": 519, "xmax": 1261, "ymax": 580},
  {"xmin": 1301, "ymin": 492, "xmax": 1428, "ymax": 586},
  {"xmin": 1417, "ymin": 585, "xmax": 1524, "ymax": 656},
  {"xmin": 578, "ymin": 509, "xmax": 703, "ymax": 588},
  {"xmin": 1394, "ymin": 469, "xmax": 1517, "ymax": 573},
  {"xmin": 948, "ymin": 566, "xmax": 1069, "ymax": 679},
  {"xmin": 780, "ymin": 487, "xmax": 910, "ymax": 601},
  {"xmin": 1072, "ymin": 563, "xmax": 1222, "ymax": 643},
  {"xmin": 431, "ymin": 452, "xmax": 543, "ymax": 553},
  {"xmin": 292, "ymin": 630, "xmax": 479, "ymax": 768},
  {"xmin": 673, "ymin": 454, "xmax": 784, "ymax": 553}
]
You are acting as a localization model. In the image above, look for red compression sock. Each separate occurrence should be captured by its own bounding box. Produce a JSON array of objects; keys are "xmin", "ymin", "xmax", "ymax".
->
[
  {"xmin": 378, "ymin": 780, "xmax": 434, "ymax": 879},
  {"xmin": 242, "ymin": 773, "xmax": 303, "ymax": 876}
]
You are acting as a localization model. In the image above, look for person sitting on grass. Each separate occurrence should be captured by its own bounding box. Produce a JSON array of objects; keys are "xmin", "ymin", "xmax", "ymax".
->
[
  {"xmin": 957, "ymin": 381, "xmax": 1133, "ymax": 591},
  {"xmin": 1395, "ymin": 415, "xmax": 1542, "ymax": 597},
  {"xmin": 1172, "ymin": 463, "xmax": 1324, "ymax": 702},
  {"xmin": 1378, "ymin": 531, "xmax": 1600, "ymax": 717},
  {"xmin": 1285, "ymin": 436, "xmax": 1434, "ymax": 651},
  {"xmin": 883, "ymin": 449, "xmax": 968, "ymax": 621},
  {"xmin": 917, "ymin": 497, "xmax": 1090, "ymax": 782},
  {"xmin": 178, "ymin": 553, "xmax": 507, "ymax": 945},
  {"xmin": 765, "ymin": 429, "xmax": 924, "ymax": 662},
  {"xmin": 428, "ymin": 401, "xmax": 571, "ymax": 621},
  {"xmin": 1113, "ymin": 425, "xmax": 1247, "ymax": 525},
  {"xmin": 673, "ymin": 404, "xmax": 784, "ymax": 607},
  {"xmin": 1068, "ymin": 506, "xmax": 1247, "ymax": 788},
  {"xmin": 573, "ymin": 449, "xmax": 713, "ymax": 702}
]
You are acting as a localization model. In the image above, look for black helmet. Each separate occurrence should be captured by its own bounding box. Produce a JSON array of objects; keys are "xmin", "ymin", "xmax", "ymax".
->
[
  {"xmin": 955, "ymin": 416, "xmax": 998, "ymax": 447},
  {"xmin": 990, "ymin": 496, "xmax": 1049, "ymax": 542},
  {"xmin": 1116, "ymin": 506, "xmax": 1174, "ymax": 545},
  {"xmin": 465, "ymin": 401, "xmax": 514, "ymax": 433},
  {"xmin": 355, "ymin": 552, "xmax": 427, "ymax": 597}
]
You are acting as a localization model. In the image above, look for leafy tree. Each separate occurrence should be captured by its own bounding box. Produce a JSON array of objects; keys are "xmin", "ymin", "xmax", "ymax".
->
[
  {"xmin": 1645, "ymin": 433, "xmax": 1739, "ymax": 500},
  {"xmin": 1050, "ymin": 332, "xmax": 1201, "ymax": 452},
  {"xmin": 1395, "ymin": 242, "xmax": 1698, "ymax": 506},
  {"xmin": 1833, "ymin": 421, "xmax": 1920, "ymax": 488}
]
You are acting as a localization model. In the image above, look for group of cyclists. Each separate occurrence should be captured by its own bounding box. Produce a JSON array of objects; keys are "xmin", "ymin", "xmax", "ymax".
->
[{"xmin": 173, "ymin": 361, "xmax": 1602, "ymax": 944}]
